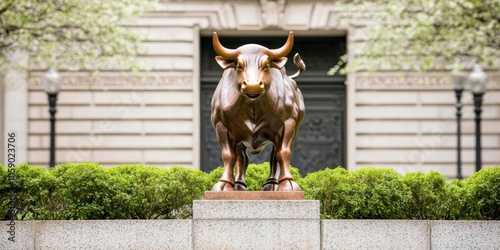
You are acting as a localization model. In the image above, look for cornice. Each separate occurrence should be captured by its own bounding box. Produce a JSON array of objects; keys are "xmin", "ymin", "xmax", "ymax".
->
[
  {"xmin": 354, "ymin": 72, "xmax": 500, "ymax": 90},
  {"xmin": 28, "ymin": 73, "xmax": 193, "ymax": 90},
  {"xmin": 147, "ymin": 0, "xmax": 345, "ymax": 31}
]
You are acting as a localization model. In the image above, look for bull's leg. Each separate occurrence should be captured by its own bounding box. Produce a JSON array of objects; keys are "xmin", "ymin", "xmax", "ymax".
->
[
  {"xmin": 234, "ymin": 144, "xmax": 249, "ymax": 191},
  {"xmin": 262, "ymin": 146, "xmax": 280, "ymax": 191},
  {"xmin": 212, "ymin": 122, "xmax": 237, "ymax": 191},
  {"xmin": 275, "ymin": 119, "xmax": 301, "ymax": 191}
]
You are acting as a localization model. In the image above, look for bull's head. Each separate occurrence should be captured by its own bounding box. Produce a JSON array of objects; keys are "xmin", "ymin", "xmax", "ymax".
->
[{"xmin": 213, "ymin": 32, "xmax": 294, "ymax": 100}]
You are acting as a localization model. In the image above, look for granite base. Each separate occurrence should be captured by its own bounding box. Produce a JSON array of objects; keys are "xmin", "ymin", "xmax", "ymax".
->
[{"xmin": 192, "ymin": 200, "xmax": 320, "ymax": 249}]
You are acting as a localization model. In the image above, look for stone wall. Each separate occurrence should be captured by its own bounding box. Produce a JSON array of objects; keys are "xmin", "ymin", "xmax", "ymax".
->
[
  {"xmin": 4, "ymin": 220, "xmax": 499, "ymax": 249},
  {"xmin": 27, "ymin": 27, "xmax": 199, "ymax": 167},
  {"xmin": 353, "ymin": 72, "xmax": 500, "ymax": 176}
]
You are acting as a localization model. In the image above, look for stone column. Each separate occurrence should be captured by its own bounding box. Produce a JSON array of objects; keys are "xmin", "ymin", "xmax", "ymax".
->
[
  {"xmin": 2, "ymin": 52, "xmax": 28, "ymax": 164},
  {"xmin": 0, "ymin": 73, "xmax": 4, "ymax": 165}
]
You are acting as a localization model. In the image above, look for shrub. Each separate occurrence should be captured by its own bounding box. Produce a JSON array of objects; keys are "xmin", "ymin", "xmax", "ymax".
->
[
  {"xmin": 462, "ymin": 167, "xmax": 500, "ymax": 220},
  {"xmin": 163, "ymin": 167, "xmax": 212, "ymax": 218},
  {"xmin": 51, "ymin": 162, "xmax": 114, "ymax": 220},
  {"xmin": 109, "ymin": 165, "xmax": 211, "ymax": 219},
  {"xmin": 0, "ymin": 163, "xmax": 214, "ymax": 220},
  {"xmin": 108, "ymin": 164, "xmax": 166, "ymax": 219},
  {"xmin": 1, "ymin": 163, "xmax": 498, "ymax": 220},
  {"xmin": 299, "ymin": 167, "xmax": 354, "ymax": 219},
  {"xmin": 208, "ymin": 162, "xmax": 302, "ymax": 191},
  {"xmin": 445, "ymin": 179, "xmax": 466, "ymax": 220},
  {"xmin": 301, "ymin": 167, "xmax": 411, "ymax": 219},
  {"xmin": 351, "ymin": 168, "xmax": 411, "ymax": 219},
  {"xmin": 10, "ymin": 163, "xmax": 61, "ymax": 220},
  {"xmin": 0, "ymin": 165, "xmax": 9, "ymax": 220},
  {"xmin": 301, "ymin": 167, "xmax": 500, "ymax": 220},
  {"xmin": 403, "ymin": 171, "xmax": 453, "ymax": 219}
]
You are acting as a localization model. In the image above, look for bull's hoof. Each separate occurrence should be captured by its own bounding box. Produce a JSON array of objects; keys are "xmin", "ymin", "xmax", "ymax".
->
[
  {"xmin": 262, "ymin": 183, "xmax": 279, "ymax": 191},
  {"xmin": 234, "ymin": 181, "xmax": 247, "ymax": 191},
  {"xmin": 262, "ymin": 179, "xmax": 279, "ymax": 191},
  {"xmin": 278, "ymin": 179, "xmax": 301, "ymax": 191},
  {"xmin": 211, "ymin": 181, "xmax": 235, "ymax": 191}
]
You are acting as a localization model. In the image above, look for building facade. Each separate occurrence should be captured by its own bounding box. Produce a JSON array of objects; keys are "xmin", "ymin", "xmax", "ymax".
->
[{"xmin": 2, "ymin": 0, "xmax": 499, "ymax": 177}]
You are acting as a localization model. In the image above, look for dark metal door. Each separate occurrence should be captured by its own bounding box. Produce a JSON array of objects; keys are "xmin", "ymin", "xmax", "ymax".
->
[{"xmin": 200, "ymin": 35, "xmax": 346, "ymax": 175}]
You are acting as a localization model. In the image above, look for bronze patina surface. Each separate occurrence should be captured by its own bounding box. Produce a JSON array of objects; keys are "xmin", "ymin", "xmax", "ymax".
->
[{"xmin": 210, "ymin": 31, "xmax": 306, "ymax": 192}]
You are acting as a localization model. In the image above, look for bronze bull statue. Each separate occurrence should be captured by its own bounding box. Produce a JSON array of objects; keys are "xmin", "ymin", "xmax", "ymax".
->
[{"xmin": 211, "ymin": 31, "xmax": 306, "ymax": 191}]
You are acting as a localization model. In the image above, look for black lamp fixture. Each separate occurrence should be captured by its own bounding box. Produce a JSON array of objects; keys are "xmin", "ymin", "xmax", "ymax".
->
[
  {"xmin": 42, "ymin": 68, "xmax": 63, "ymax": 168},
  {"xmin": 468, "ymin": 63, "xmax": 488, "ymax": 173},
  {"xmin": 451, "ymin": 71, "xmax": 467, "ymax": 179}
]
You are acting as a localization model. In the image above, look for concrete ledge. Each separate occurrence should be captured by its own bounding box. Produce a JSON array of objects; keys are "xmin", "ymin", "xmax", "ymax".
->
[
  {"xmin": 1, "ymin": 220, "xmax": 192, "ymax": 250},
  {"xmin": 204, "ymin": 191, "xmax": 305, "ymax": 200},
  {"xmin": 2, "ymin": 218, "xmax": 499, "ymax": 249},
  {"xmin": 321, "ymin": 220, "xmax": 431, "ymax": 250},
  {"xmin": 1, "ymin": 221, "xmax": 35, "ymax": 250},
  {"xmin": 431, "ymin": 221, "xmax": 500, "ymax": 249}
]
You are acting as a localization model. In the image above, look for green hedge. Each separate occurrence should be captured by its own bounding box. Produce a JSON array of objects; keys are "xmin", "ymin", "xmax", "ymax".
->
[
  {"xmin": 1, "ymin": 163, "xmax": 499, "ymax": 220},
  {"xmin": 1, "ymin": 163, "xmax": 211, "ymax": 220},
  {"xmin": 461, "ymin": 167, "xmax": 500, "ymax": 219},
  {"xmin": 300, "ymin": 167, "xmax": 500, "ymax": 220},
  {"xmin": 299, "ymin": 168, "xmax": 411, "ymax": 219}
]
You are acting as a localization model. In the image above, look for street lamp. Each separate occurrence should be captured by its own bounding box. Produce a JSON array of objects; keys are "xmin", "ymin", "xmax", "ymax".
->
[
  {"xmin": 42, "ymin": 68, "xmax": 63, "ymax": 168},
  {"xmin": 451, "ymin": 71, "xmax": 467, "ymax": 179},
  {"xmin": 468, "ymin": 63, "xmax": 488, "ymax": 173}
]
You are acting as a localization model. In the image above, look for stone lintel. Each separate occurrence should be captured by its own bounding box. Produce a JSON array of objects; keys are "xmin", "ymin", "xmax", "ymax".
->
[{"xmin": 204, "ymin": 191, "xmax": 304, "ymax": 200}]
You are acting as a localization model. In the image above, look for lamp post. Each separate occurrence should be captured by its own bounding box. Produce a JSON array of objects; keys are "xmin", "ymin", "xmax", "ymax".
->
[
  {"xmin": 42, "ymin": 68, "xmax": 63, "ymax": 168},
  {"xmin": 451, "ymin": 71, "xmax": 467, "ymax": 179},
  {"xmin": 468, "ymin": 63, "xmax": 488, "ymax": 173}
]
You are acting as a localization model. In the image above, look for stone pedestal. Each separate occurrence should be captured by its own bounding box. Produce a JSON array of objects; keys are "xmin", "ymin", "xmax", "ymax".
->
[{"xmin": 192, "ymin": 199, "xmax": 320, "ymax": 249}]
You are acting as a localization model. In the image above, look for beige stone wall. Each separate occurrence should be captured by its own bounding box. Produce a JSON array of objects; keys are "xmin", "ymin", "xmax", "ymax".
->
[
  {"xmin": 353, "ymin": 72, "xmax": 500, "ymax": 177},
  {"xmin": 27, "ymin": 22, "xmax": 199, "ymax": 167},
  {"xmin": 22, "ymin": 0, "xmax": 499, "ymax": 175},
  {"xmin": 27, "ymin": 73, "xmax": 196, "ymax": 167}
]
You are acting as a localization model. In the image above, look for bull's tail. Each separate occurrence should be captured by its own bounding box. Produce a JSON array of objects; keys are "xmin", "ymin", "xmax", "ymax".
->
[{"xmin": 289, "ymin": 53, "xmax": 306, "ymax": 79}]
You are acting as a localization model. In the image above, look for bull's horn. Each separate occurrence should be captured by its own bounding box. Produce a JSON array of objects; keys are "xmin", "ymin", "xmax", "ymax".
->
[
  {"xmin": 213, "ymin": 32, "xmax": 238, "ymax": 59},
  {"xmin": 268, "ymin": 31, "xmax": 294, "ymax": 59}
]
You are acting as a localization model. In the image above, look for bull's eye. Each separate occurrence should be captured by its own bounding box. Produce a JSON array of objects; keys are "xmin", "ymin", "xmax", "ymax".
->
[
  {"xmin": 263, "ymin": 63, "xmax": 270, "ymax": 71},
  {"xmin": 236, "ymin": 64, "xmax": 244, "ymax": 71}
]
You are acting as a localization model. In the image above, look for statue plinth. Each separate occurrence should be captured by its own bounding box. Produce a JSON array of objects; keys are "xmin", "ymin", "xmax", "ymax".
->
[
  {"xmin": 192, "ymin": 199, "xmax": 320, "ymax": 249},
  {"xmin": 204, "ymin": 191, "xmax": 304, "ymax": 200}
]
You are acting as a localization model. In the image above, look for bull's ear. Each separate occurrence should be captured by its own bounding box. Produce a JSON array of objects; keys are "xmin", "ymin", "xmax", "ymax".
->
[
  {"xmin": 215, "ymin": 56, "xmax": 236, "ymax": 69},
  {"xmin": 271, "ymin": 57, "xmax": 288, "ymax": 69}
]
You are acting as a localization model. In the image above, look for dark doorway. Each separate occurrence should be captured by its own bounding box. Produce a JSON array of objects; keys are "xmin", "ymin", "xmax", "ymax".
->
[{"xmin": 200, "ymin": 35, "xmax": 346, "ymax": 175}]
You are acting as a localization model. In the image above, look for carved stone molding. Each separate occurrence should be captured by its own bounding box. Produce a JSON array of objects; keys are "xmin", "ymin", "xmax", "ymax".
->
[
  {"xmin": 153, "ymin": 1, "xmax": 345, "ymax": 31},
  {"xmin": 260, "ymin": 0, "xmax": 286, "ymax": 29},
  {"xmin": 355, "ymin": 72, "xmax": 500, "ymax": 90},
  {"xmin": 28, "ymin": 74, "xmax": 193, "ymax": 90}
]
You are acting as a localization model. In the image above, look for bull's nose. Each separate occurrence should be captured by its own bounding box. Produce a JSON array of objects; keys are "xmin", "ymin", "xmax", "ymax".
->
[
  {"xmin": 242, "ymin": 79, "xmax": 264, "ymax": 89},
  {"xmin": 244, "ymin": 79, "xmax": 261, "ymax": 85},
  {"xmin": 241, "ymin": 79, "xmax": 264, "ymax": 99}
]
